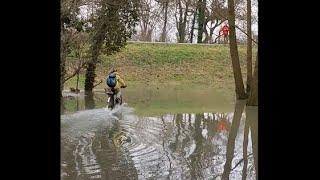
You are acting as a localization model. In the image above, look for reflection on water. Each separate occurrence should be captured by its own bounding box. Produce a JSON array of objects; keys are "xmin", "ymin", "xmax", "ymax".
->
[
  {"xmin": 247, "ymin": 106, "xmax": 258, "ymax": 180},
  {"xmin": 222, "ymin": 100, "xmax": 246, "ymax": 180},
  {"xmin": 61, "ymin": 86, "xmax": 234, "ymax": 115},
  {"xmin": 61, "ymin": 92, "xmax": 257, "ymax": 179},
  {"xmin": 85, "ymin": 92, "xmax": 95, "ymax": 110}
]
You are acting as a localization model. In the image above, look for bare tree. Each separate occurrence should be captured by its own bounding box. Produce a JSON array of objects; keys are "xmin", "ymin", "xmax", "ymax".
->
[
  {"xmin": 63, "ymin": 32, "xmax": 89, "ymax": 91},
  {"xmin": 189, "ymin": 5, "xmax": 197, "ymax": 43},
  {"xmin": 138, "ymin": 0, "xmax": 162, "ymax": 41},
  {"xmin": 182, "ymin": 0, "xmax": 198, "ymax": 43},
  {"xmin": 227, "ymin": 0, "xmax": 246, "ymax": 99},
  {"xmin": 175, "ymin": 0, "xmax": 192, "ymax": 43},
  {"xmin": 203, "ymin": 0, "xmax": 227, "ymax": 43},
  {"xmin": 61, "ymin": 0, "xmax": 83, "ymax": 95},
  {"xmin": 157, "ymin": 0, "xmax": 172, "ymax": 42},
  {"xmin": 197, "ymin": 0, "xmax": 206, "ymax": 43},
  {"xmin": 161, "ymin": 0, "xmax": 169, "ymax": 41}
]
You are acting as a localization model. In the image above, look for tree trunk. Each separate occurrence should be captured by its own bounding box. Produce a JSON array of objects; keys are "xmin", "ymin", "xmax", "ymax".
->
[
  {"xmin": 228, "ymin": 0, "xmax": 246, "ymax": 99},
  {"xmin": 60, "ymin": 50, "xmax": 66, "ymax": 96},
  {"xmin": 76, "ymin": 72, "xmax": 79, "ymax": 91},
  {"xmin": 84, "ymin": 17, "xmax": 105, "ymax": 92},
  {"xmin": 85, "ymin": 37, "xmax": 102, "ymax": 92},
  {"xmin": 160, "ymin": 1, "xmax": 169, "ymax": 42},
  {"xmin": 181, "ymin": 0, "xmax": 189, "ymax": 43},
  {"xmin": 183, "ymin": 2, "xmax": 189, "ymax": 39},
  {"xmin": 203, "ymin": 17, "xmax": 211, "ymax": 43},
  {"xmin": 176, "ymin": 0, "xmax": 190, "ymax": 43},
  {"xmin": 222, "ymin": 100, "xmax": 246, "ymax": 180},
  {"xmin": 76, "ymin": 96, "xmax": 79, "ymax": 111},
  {"xmin": 247, "ymin": 55, "xmax": 258, "ymax": 106},
  {"xmin": 190, "ymin": 9, "xmax": 197, "ymax": 43},
  {"xmin": 203, "ymin": 22, "xmax": 209, "ymax": 43},
  {"xmin": 140, "ymin": 22, "xmax": 149, "ymax": 41},
  {"xmin": 177, "ymin": 0, "xmax": 184, "ymax": 43},
  {"xmin": 208, "ymin": 22, "xmax": 214, "ymax": 44},
  {"xmin": 60, "ymin": 28, "xmax": 67, "ymax": 96},
  {"xmin": 84, "ymin": 61, "xmax": 97, "ymax": 91},
  {"xmin": 246, "ymin": 0, "xmax": 252, "ymax": 94},
  {"xmin": 197, "ymin": 0, "xmax": 206, "ymax": 43},
  {"xmin": 147, "ymin": 29, "xmax": 153, "ymax": 41}
]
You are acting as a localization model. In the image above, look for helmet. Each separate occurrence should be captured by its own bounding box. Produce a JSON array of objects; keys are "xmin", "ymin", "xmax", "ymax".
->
[{"xmin": 109, "ymin": 67, "xmax": 118, "ymax": 74}]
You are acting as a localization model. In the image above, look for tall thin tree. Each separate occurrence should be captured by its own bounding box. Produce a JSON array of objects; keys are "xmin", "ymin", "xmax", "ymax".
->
[
  {"xmin": 228, "ymin": 0, "xmax": 246, "ymax": 99},
  {"xmin": 197, "ymin": 0, "xmax": 206, "ymax": 43},
  {"xmin": 246, "ymin": 0, "xmax": 252, "ymax": 94}
]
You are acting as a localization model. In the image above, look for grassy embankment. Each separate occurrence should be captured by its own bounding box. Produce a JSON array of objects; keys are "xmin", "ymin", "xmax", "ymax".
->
[{"xmin": 64, "ymin": 42, "xmax": 257, "ymax": 95}]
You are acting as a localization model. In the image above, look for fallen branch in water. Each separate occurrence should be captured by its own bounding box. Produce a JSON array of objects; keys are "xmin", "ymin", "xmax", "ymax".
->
[
  {"xmin": 231, "ymin": 153, "xmax": 253, "ymax": 171},
  {"xmin": 212, "ymin": 153, "xmax": 254, "ymax": 179}
]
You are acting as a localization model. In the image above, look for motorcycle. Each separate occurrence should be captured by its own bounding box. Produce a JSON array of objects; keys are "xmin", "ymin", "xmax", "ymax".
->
[{"xmin": 106, "ymin": 86, "xmax": 126, "ymax": 110}]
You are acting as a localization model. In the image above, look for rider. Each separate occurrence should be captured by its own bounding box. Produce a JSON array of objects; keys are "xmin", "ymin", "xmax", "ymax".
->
[{"xmin": 105, "ymin": 68, "xmax": 127, "ymax": 104}]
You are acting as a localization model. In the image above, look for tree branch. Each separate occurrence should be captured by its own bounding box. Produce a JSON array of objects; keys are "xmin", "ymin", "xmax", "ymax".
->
[
  {"xmin": 93, "ymin": 80, "xmax": 103, "ymax": 88},
  {"xmin": 214, "ymin": 34, "xmax": 222, "ymax": 43},
  {"xmin": 63, "ymin": 61, "xmax": 87, "ymax": 83}
]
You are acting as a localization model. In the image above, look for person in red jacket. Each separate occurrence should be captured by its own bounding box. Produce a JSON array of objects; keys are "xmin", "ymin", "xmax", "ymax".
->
[{"xmin": 219, "ymin": 23, "xmax": 229, "ymax": 43}]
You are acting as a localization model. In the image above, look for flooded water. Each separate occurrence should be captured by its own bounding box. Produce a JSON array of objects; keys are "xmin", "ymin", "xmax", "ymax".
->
[{"xmin": 61, "ymin": 87, "xmax": 257, "ymax": 180}]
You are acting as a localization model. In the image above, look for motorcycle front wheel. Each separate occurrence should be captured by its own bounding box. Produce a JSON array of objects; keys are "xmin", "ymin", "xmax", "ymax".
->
[{"xmin": 107, "ymin": 95, "xmax": 114, "ymax": 109}]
